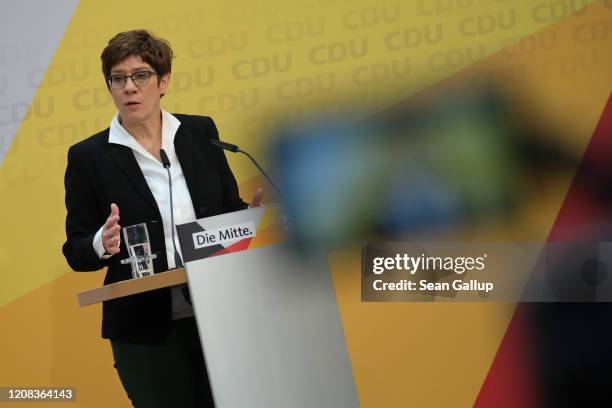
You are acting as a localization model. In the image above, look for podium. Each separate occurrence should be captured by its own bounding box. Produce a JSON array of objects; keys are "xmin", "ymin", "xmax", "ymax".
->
[{"xmin": 78, "ymin": 206, "xmax": 359, "ymax": 408}]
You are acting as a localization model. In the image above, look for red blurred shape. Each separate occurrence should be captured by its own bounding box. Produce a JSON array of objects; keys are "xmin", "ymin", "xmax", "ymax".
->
[{"xmin": 474, "ymin": 93, "xmax": 612, "ymax": 407}]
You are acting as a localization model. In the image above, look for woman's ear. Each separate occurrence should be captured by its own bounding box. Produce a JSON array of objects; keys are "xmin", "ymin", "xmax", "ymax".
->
[{"xmin": 159, "ymin": 72, "xmax": 171, "ymax": 96}]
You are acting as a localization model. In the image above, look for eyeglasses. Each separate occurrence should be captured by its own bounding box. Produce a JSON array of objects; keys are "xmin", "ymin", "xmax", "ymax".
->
[{"xmin": 106, "ymin": 71, "xmax": 157, "ymax": 90}]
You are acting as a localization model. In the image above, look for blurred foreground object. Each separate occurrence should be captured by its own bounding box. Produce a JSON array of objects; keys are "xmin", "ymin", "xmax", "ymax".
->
[{"xmin": 270, "ymin": 83, "xmax": 577, "ymax": 252}]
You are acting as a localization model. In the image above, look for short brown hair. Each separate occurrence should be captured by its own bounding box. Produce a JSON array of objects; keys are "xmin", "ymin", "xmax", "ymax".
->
[{"xmin": 101, "ymin": 29, "xmax": 173, "ymax": 80}]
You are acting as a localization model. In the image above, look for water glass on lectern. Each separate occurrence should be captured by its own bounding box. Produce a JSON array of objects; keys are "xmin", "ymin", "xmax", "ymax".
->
[{"xmin": 122, "ymin": 223, "xmax": 154, "ymax": 279}]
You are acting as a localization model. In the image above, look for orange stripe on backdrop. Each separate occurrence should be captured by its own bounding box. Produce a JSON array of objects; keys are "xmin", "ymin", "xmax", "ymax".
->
[
  {"xmin": 329, "ymin": 2, "xmax": 612, "ymax": 407},
  {"xmin": 0, "ymin": 271, "xmax": 129, "ymax": 407}
]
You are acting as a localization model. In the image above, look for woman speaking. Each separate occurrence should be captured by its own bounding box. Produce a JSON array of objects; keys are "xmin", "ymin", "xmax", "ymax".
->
[{"xmin": 63, "ymin": 29, "xmax": 261, "ymax": 407}]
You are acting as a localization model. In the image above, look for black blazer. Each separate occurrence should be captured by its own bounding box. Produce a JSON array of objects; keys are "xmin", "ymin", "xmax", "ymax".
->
[{"xmin": 63, "ymin": 114, "xmax": 247, "ymax": 344}]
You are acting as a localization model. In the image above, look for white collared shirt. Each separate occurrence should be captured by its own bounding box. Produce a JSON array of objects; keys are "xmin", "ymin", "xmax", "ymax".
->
[{"xmin": 93, "ymin": 110, "xmax": 196, "ymax": 319}]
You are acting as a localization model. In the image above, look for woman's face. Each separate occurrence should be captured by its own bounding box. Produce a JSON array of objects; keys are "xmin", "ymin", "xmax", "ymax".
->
[{"xmin": 108, "ymin": 54, "xmax": 170, "ymax": 126}]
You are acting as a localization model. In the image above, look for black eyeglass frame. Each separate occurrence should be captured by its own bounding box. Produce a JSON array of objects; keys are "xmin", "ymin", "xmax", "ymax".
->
[{"xmin": 106, "ymin": 70, "xmax": 158, "ymax": 90}]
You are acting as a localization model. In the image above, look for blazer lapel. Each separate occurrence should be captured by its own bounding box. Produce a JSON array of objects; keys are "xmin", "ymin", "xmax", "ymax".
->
[
  {"xmin": 174, "ymin": 124, "xmax": 213, "ymax": 219},
  {"xmin": 109, "ymin": 143, "xmax": 161, "ymax": 215}
]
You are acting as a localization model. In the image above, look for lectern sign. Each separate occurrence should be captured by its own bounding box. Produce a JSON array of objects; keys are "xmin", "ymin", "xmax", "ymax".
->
[
  {"xmin": 176, "ymin": 205, "xmax": 283, "ymax": 263},
  {"xmin": 192, "ymin": 222, "xmax": 256, "ymax": 249}
]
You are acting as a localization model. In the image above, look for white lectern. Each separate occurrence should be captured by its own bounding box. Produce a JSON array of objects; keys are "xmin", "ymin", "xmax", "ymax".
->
[{"xmin": 177, "ymin": 207, "xmax": 359, "ymax": 408}]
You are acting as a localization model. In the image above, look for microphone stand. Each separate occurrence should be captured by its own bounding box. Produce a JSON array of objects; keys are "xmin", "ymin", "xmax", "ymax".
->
[
  {"xmin": 209, "ymin": 139, "xmax": 283, "ymax": 199},
  {"xmin": 159, "ymin": 149, "xmax": 184, "ymax": 268}
]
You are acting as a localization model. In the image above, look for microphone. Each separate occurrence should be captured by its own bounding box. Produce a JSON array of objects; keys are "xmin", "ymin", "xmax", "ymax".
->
[
  {"xmin": 159, "ymin": 149, "xmax": 184, "ymax": 269},
  {"xmin": 210, "ymin": 139, "xmax": 239, "ymax": 153},
  {"xmin": 209, "ymin": 139, "xmax": 282, "ymax": 198}
]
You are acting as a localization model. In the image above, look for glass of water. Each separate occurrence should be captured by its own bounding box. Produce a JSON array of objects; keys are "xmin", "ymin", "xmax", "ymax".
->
[{"xmin": 121, "ymin": 223, "xmax": 155, "ymax": 279}]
